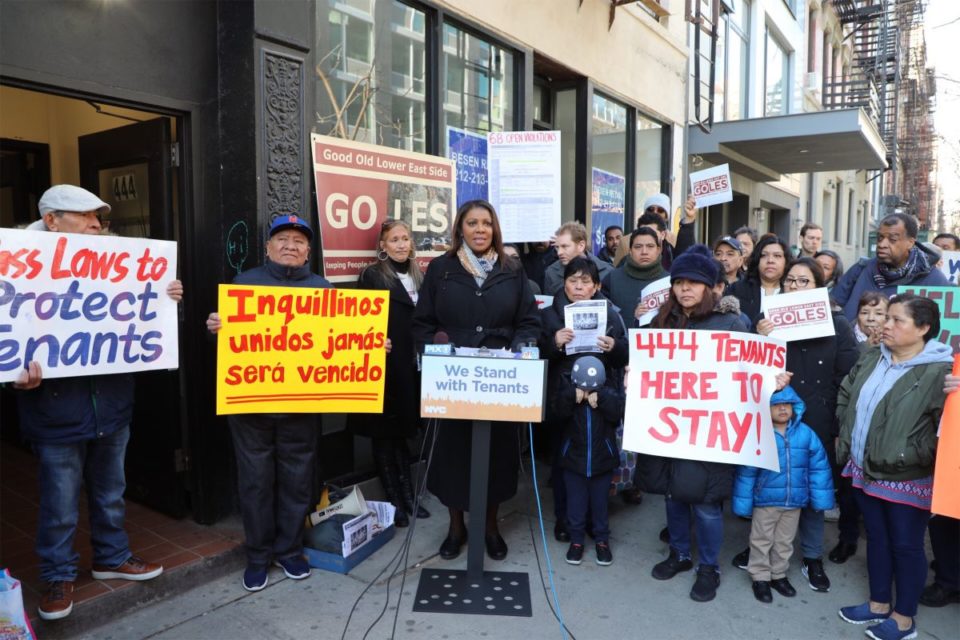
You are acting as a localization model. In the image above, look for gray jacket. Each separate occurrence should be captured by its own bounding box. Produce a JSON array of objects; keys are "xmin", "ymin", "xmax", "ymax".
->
[{"xmin": 543, "ymin": 252, "xmax": 614, "ymax": 296}]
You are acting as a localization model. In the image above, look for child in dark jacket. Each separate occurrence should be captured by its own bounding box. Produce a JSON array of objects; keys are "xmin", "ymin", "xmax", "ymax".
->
[
  {"xmin": 732, "ymin": 386, "xmax": 834, "ymax": 603},
  {"xmin": 554, "ymin": 355, "xmax": 625, "ymax": 567}
]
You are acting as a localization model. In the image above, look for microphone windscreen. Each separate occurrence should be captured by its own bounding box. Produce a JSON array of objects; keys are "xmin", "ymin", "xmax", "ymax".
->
[{"xmin": 434, "ymin": 331, "xmax": 450, "ymax": 344}]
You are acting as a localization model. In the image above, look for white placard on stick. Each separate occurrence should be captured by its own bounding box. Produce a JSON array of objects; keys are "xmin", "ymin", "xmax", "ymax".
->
[
  {"xmin": 690, "ymin": 163, "xmax": 732, "ymax": 208},
  {"xmin": 760, "ymin": 288, "xmax": 835, "ymax": 342},
  {"xmin": 636, "ymin": 275, "xmax": 671, "ymax": 327},
  {"xmin": 487, "ymin": 131, "xmax": 561, "ymax": 242}
]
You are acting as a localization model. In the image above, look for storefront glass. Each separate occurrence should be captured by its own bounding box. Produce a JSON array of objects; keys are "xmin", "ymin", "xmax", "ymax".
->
[
  {"xmin": 590, "ymin": 93, "xmax": 627, "ymax": 253},
  {"xmin": 634, "ymin": 113, "xmax": 663, "ymax": 223},
  {"xmin": 441, "ymin": 22, "xmax": 515, "ymax": 148},
  {"xmin": 315, "ymin": 0, "xmax": 427, "ymax": 152}
]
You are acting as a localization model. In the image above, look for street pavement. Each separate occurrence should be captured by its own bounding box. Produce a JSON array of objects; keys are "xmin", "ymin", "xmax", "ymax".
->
[{"xmin": 75, "ymin": 461, "xmax": 959, "ymax": 640}]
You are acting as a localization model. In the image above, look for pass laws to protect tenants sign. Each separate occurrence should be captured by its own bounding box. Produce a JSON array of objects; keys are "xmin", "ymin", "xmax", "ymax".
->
[
  {"xmin": 623, "ymin": 329, "xmax": 785, "ymax": 472},
  {"xmin": 0, "ymin": 229, "xmax": 179, "ymax": 382},
  {"xmin": 311, "ymin": 134, "xmax": 457, "ymax": 283},
  {"xmin": 215, "ymin": 285, "xmax": 389, "ymax": 415}
]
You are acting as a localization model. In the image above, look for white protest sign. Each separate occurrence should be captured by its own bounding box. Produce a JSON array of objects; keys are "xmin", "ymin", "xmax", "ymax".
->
[
  {"xmin": 636, "ymin": 275, "xmax": 671, "ymax": 326},
  {"xmin": 534, "ymin": 294, "xmax": 554, "ymax": 310},
  {"xmin": 690, "ymin": 163, "xmax": 732, "ymax": 208},
  {"xmin": 940, "ymin": 250, "xmax": 960, "ymax": 285},
  {"xmin": 760, "ymin": 288, "xmax": 835, "ymax": 342},
  {"xmin": 487, "ymin": 131, "xmax": 561, "ymax": 242},
  {"xmin": 0, "ymin": 229, "xmax": 179, "ymax": 382},
  {"xmin": 623, "ymin": 329, "xmax": 784, "ymax": 472}
]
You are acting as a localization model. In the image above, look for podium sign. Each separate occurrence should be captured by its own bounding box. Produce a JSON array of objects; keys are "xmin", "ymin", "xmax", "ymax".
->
[{"xmin": 420, "ymin": 355, "xmax": 546, "ymax": 423}]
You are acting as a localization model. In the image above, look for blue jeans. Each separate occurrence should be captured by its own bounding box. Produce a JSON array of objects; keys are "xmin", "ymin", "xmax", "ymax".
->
[
  {"xmin": 34, "ymin": 427, "xmax": 132, "ymax": 582},
  {"xmin": 665, "ymin": 498, "xmax": 723, "ymax": 569},
  {"xmin": 564, "ymin": 469, "xmax": 612, "ymax": 544},
  {"xmin": 854, "ymin": 488, "xmax": 929, "ymax": 617},
  {"xmin": 798, "ymin": 505, "xmax": 825, "ymax": 559}
]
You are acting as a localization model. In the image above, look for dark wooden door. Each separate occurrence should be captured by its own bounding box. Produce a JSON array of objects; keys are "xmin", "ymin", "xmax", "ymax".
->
[{"xmin": 79, "ymin": 118, "xmax": 188, "ymax": 517}]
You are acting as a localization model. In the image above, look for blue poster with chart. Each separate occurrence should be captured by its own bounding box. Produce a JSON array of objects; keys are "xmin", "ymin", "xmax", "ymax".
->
[
  {"xmin": 591, "ymin": 168, "xmax": 625, "ymax": 257},
  {"xmin": 447, "ymin": 127, "xmax": 488, "ymax": 207}
]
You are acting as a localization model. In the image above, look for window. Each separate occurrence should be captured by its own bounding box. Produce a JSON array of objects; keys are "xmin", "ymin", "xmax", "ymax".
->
[
  {"xmin": 833, "ymin": 181, "xmax": 843, "ymax": 242},
  {"xmin": 315, "ymin": 0, "xmax": 427, "ymax": 152},
  {"xmin": 807, "ymin": 9, "xmax": 817, "ymax": 74},
  {"xmin": 716, "ymin": 0, "xmax": 749, "ymax": 121},
  {"xmin": 591, "ymin": 94, "xmax": 627, "ymax": 249},
  {"xmin": 441, "ymin": 22, "xmax": 514, "ymax": 141},
  {"xmin": 635, "ymin": 113, "xmax": 663, "ymax": 220},
  {"xmin": 846, "ymin": 190, "xmax": 855, "ymax": 245},
  {"xmin": 764, "ymin": 30, "xmax": 789, "ymax": 116}
]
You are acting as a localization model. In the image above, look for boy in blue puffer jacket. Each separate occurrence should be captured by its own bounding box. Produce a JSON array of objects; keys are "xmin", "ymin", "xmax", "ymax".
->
[
  {"xmin": 732, "ymin": 386, "xmax": 834, "ymax": 604},
  {"xmin": 554, "ymin": 356, "xmax": 625, "ymax": 567}
]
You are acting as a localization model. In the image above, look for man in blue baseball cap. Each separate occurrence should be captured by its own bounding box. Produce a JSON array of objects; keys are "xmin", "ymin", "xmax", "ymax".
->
[{"xmin": 206, "ymin": 213, "xmax": 330, "ymax": 592}]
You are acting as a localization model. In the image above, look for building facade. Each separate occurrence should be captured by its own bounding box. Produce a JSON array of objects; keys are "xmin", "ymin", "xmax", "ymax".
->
[{"xmin": 0, "ymin": 0, "xmax": 687, "ymax": 523}]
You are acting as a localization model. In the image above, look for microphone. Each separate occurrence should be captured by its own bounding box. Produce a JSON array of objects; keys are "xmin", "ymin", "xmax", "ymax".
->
[{"xmin": 424, "ymin": 330, "xmax": 454, "ymax": 355}]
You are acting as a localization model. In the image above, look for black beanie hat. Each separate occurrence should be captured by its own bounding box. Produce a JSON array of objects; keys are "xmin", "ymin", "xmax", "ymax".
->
[{"xmin": 670, "ymin": 244, "xmax": 719, "ymax": 288}]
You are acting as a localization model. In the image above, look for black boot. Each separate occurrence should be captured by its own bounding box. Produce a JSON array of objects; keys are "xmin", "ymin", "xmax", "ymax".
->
[
  {"xmin": 395, "ymin": 443, "xmax": 430, "ymax": 519},
  {"xmin": 373, "ymin": 444, "xmax": 408, "ymax": 528}
]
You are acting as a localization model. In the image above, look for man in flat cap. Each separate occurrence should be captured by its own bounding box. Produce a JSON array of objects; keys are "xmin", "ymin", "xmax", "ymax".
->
[{"xmin": 13, "ymin": 184, "xmax": 183, "ymax": 621}]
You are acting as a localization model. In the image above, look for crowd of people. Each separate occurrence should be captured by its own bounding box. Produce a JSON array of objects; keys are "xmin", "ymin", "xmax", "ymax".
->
[{"xmin": 9, "ymin": 186, "xmax": 959, "ymax": 640}]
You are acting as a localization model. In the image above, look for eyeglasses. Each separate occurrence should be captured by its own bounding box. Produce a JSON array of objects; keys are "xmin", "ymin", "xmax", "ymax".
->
[{"xmin": 784, "ymin": 276, "xmax": 812, "ymax": 287}]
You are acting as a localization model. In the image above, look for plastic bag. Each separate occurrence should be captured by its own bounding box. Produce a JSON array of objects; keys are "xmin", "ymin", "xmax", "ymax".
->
[
  {"xmin": 0, "ymin": 568, "xmax": 35, "ymax": 640},
  {"xmin": 609, "ymin": 420, "xmax": 637, "ymax": 495}
]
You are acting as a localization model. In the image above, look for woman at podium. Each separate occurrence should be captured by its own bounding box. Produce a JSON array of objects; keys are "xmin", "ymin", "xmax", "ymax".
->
[{"xmin": 412, "ymin": 200, "xmax": 540, "ymax": 561}]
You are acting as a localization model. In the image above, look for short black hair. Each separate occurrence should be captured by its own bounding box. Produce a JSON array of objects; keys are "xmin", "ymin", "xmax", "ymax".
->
[
  {"xmin": 879, "ymin": 213, "xmax": 919, "ymax": 239},
  {"xmin": 933, "ymin": 233, "xmax": 960, "ymax": 250},
  {"xmin": 563, "ymin": 256, "xmax": 601, "ymax": 284},
  {"xmin": 637, "ymin": 211, "xmax": 666, "ymax": 232},
  {"xmin": 888, "ymin": 292, "xmax": 940, "ymax": 342},
  {"xmin": 604, "ymin": 225, "xmax": 623, "ymax": 237},
  {"xmin": 786, "ymin": 257, "xmax": 825, "ymax": 289},
  {"xmin": 629, "ymin": 226, "xmax": 661, "ymax": 247}
]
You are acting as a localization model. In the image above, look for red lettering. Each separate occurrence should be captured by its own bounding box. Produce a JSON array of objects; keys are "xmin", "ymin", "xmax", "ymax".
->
[
  {"xmin": 50, "ymin": 236, "xmax": 71, "ymax": 279},
  {"xmin": 649, "ymin": 407, "xmax": 679, "ymax": 443},
  {"xmin": 225, "ymin": 289, "xmax": 256, "ymax": 322}
]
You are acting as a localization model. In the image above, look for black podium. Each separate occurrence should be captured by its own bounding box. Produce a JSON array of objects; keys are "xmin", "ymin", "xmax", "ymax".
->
[{"xmin": 413, "ymin": 353, "xmax": 545, "ymax": 617}]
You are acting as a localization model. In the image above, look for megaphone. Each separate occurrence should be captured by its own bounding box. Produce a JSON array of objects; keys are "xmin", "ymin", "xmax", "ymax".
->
[{"xmin": 306, "ymin": 485, "xmax": 368, "ymax": 528}]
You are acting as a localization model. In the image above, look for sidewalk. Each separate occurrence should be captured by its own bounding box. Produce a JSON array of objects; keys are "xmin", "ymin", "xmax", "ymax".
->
[{"xmin": 73, "ymin": 462, "xmax": 959, "ymax": 640}]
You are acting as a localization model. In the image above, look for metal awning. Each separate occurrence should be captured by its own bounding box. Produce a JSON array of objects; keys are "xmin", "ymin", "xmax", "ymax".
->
[{"xmin": 688, "ymin": 108, "xmax": 888, "ymax": 181}]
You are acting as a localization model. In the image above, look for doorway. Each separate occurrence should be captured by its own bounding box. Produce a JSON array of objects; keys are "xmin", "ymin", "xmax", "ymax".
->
[{"xmin": 0, "ymin": 85, "xmax": 189, "ymax": 518}]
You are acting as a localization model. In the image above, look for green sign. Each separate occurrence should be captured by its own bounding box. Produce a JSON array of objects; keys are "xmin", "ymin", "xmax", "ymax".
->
[{"xmin": 897, "ymin": 285, "xmax": 960, "ymax": 353}]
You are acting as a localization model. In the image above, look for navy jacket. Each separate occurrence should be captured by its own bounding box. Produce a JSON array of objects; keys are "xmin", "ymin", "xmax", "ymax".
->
[
  {"xmin": 732, "ymin": 386, "xmax": 835, "ymax": 515},
  {"xmin": 832, "ymin": 254, "xmax": 949, "ymax": 322},
  {"xmin": 553, "ymin": 377, "xmax": 625, "ymax": 478},
  {"xmin": 17, "ymin": 374, "xmax": 135, "ymax": 445}
]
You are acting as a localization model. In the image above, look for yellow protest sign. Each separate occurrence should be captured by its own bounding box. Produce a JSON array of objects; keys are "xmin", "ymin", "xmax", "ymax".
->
[{"xmin": 215, "ymin": 284, "xmax": 388, "ymax": 415}]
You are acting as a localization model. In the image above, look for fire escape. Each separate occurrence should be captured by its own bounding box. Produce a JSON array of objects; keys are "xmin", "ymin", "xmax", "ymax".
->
[{"xmin": 826, "ymin": 0, "xmax": 932, "ymax": 223}]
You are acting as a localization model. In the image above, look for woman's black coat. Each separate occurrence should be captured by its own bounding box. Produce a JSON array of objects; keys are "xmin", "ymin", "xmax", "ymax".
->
[
  {"xmin": 728, "ymin": 277, "xmax": 763, "ymax": 329},
  {"xmin": 411, "ymin": 252, "xmax": 541, "ymax": 510},
  {"xmin": 348, "ymin": 264, "xmax": 420, "ymax": 439},
  {"xmin": 780, "ymin": 312, "xmax": 860, "ymax": 448}
]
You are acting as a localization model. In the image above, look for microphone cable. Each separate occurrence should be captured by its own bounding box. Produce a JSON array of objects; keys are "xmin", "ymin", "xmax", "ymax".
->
[
  {"xmin": 339, "ymin": 417, "xmax": 440, "ymax": 640},
  {"xmin": 518, "ymin": 422, "xmax": 576, "ymax": 640}
]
